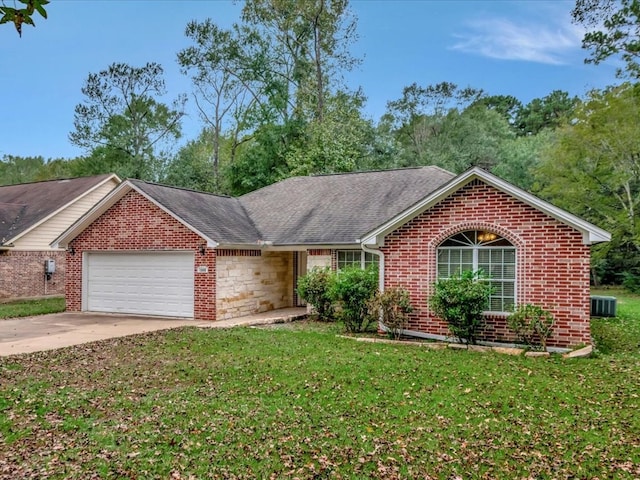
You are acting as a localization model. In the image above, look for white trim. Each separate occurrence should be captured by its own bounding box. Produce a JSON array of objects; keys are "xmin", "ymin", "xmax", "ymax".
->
[
  {"xmin": 5, "ymin": 174, "xmax": 121, "ymax": 246},
  {"xmin": 361, "ymin": 167, "xmax": 611, "ymax": 247},
  {"xmin": 52, "ymin": 180, "xmax": 219, "ymax": 249}
]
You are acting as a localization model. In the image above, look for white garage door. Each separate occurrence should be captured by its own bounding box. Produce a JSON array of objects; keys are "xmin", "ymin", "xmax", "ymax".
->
[{"xmin": 85, "ymin": 252, "xmax": 194, "ymax": 318}]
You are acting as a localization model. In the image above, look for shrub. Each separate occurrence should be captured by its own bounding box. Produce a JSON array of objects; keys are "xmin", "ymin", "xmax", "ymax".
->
[
  {"xmin": 507, "ymin": 304, "xmax": 555, "ymax": 351},
  {"xmin": 622, "ymin": 272, "xmax": 640, "ymax": 294},
  {"xmin": 429, "ymin": 270, "xmax": 493, "ymax": 345},
  {"xmin": 296, "ymin": 267, "xmax": 336, "ymax": 321},
  {"xmin": 368, "ymin": 287, "xmax": 413, "ymax": 340},
  {"xmin": 330, "ymin": 266, "xmax": 378, "ymax": 333}
]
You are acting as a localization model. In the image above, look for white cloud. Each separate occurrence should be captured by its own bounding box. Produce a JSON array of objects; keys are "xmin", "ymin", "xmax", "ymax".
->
[{"xmin": 451, "ymin": 15, "xmax": 585, "ymax": 65}]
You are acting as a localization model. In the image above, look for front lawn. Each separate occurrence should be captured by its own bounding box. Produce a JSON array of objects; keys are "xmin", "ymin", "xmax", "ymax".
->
[
  {"xmin": 1, "ymin": 320, "xmax": 639, "ymax": 478},
  {"xmin": 591, "ymin": 287, "xmax": 640, "ymax": 353},
  {"xmin": 0, "ymin": 296, "xmax": 65, "ymax": 320}
]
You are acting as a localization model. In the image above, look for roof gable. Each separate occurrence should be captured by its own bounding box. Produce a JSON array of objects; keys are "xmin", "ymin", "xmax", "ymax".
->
[
  {"xmin": 0, "ymin": 174, "xmax": 120, "ymax": 246},
  {"xmin": 361, "ymin": 167, "xmax": 611, "ymax": 246},
  {"xmin": 53, "ymin": 180, "xmax": 263, "ymax": 248}
]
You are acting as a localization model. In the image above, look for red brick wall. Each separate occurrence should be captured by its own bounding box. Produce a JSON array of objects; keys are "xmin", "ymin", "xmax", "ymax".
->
[
  {"xmin": 66, "ymin": 191, "xmax": 217, "ymax": 321},
  {"xmin": 0, "ymin": 250, "xmax": 66, "ymax": 300},
  {"xmin": 381, "ymin": 180, "xmax": 592, "ymax": 348}
]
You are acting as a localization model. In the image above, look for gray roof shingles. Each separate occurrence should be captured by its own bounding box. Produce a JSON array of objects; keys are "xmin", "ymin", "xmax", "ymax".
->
[
  {"xmin": 0, "ymin": 174, "xmax": 113, "ymax": 245},
  {"xmin": 240, "ymin": 166, "xmax": 455, "ymax": 245},
  {"xmin": 132, "ymin": 167, "xmax": 455, "ymax": 246},
  {"xmin": 131, "ymin": 180, "xmax": 263, "ymax": 245}
]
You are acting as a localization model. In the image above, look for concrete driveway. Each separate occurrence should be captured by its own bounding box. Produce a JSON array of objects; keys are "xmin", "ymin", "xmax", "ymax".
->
[
  {"xmin": 0, "ymin": 308, "xmax": 308, "ymax": 357},
  {"xmin": 0, "ymin": 312, "xmax": 200, "ymax": 357}
]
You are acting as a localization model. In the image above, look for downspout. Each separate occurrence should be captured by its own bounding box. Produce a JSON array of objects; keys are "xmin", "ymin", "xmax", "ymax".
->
[
  {"xmin": 361, "ymin": 243, "xmax": 384, "ymax": 292},
  {"xmin": 361, "ymin": 242, "xmax": 386, "ymax": 333}
]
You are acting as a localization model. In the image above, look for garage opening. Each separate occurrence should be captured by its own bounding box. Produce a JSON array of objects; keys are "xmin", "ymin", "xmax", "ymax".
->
[{"xmin": 84, "ymin": 252, "xmax": 194, "ymax": 318}]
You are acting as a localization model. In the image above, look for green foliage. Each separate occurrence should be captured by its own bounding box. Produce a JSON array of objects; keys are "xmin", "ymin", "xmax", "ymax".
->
[
  {"xmin": 507, "ymin": 303, "xmax": 555, "ymax": 351},
  {"xmin": 69, "ymin": 62, "xmax": 186, "ymax": 181},
  {"xmin": 429, "ymin": 270, "xmax": 493, "ymax": 345},
  {"xmin": 623, "ymin": 272, "xmax": 640, "ymax": 294},
  {"xmin": 383, "ymin": 83, "xmax": 518, "ymax": 173},
  {"xmin": 285, "ymin": 90, "xmax": 376, "ymax": 177},
  {"xmin": 573, "ymin": 0, "xmax": 640, "ymax": 78},
  {"xmin": 367, "ymin": 287, "xmax": 413, "ymax": 339},
  {"xmin": 296, "ymin": 267, "xmax": 335, "ymax": 322},
  {"xmin": 535, "ymin": 83, "xmax": 640, "ymax": 285},
  {"xmin": 0, "ymin": 0, "xmax": 48, "ymax": 36},
  {"xmin": 513, "ymin": 90, "xmax": 578, "ymax": 136},
  {"xmin": 330, "ymin": 266, "xmax": 378, "ymax": 333}
]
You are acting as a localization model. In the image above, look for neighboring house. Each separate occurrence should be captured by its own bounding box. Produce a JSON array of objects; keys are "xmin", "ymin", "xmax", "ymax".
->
[
  {"xmin": 54, "ymin": 167, "xmax": 610, "ymax": 349},
  {"xmin": 0, "ymin": 174, "xmax": 121, "ymax": 299}
]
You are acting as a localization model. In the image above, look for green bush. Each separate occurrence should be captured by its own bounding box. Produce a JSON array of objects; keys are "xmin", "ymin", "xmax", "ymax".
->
[
  {"xmin": 507, "ymin": 303, "xmax": 555, "ymax": 351},
  {"xmin": 330, "ymin": 266, "xmax": 378, "ymax": 333},
  {"xmin": 368, "ymin": 287, "xmax": 413, "ymax": 339},
  {"xmin": 296, "ymin": 267, "xmax": 335, "ymax": 321},
  {"xmin": 622, "ymin": 272, "xmax": 640, "ymax": 294},
  {"xmin": 429, "ymin": 270, "xmax": 493, "ymax": 345}
]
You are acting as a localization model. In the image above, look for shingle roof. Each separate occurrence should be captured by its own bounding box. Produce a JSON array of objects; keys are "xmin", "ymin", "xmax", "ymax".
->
[
  {"xmin": 130, "ymin": 180, "xmax": 262, "ymax": 245},
  {"xmin": 0, "ymin": 174, "xmax": 115, "ymax": 245},
  {"xmin": 122, "ymin": 167, "xmax": 455, "ymax": 247},
  {"xmin": 240, "ymin": 166, "xmax": 455, "ymax": 245}
]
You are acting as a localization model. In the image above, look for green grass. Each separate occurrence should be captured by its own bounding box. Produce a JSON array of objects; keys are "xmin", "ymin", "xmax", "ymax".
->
[
  {"xmin": 1, "ymin": 318, "xmax": 639, "ymax": 479},
  {"xmin": 591, "ymin": 287, "xmax": 640, "ymax": 354},
  {"xmin": 0, "ymin": 296, "xmax": 65, "ymax": 319}
]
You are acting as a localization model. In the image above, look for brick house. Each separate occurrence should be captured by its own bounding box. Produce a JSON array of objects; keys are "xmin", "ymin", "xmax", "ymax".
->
[
  {"xmin": 0, "ymin": 174, "xmax": 120, "ymax": 300},
  {"xmin": 54, "ymin": 167, "xmax": 610, "ymax": 349}
]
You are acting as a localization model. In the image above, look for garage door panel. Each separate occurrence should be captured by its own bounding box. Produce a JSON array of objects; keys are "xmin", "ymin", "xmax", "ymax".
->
[{"xmin": 86, "ymin": 252, "xmax": 194, "ymax": 318}]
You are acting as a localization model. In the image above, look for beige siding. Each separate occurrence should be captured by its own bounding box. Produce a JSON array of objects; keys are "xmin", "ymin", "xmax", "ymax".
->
[
  {"xmin": 216, "ymin": 252, "xmax": 293, "ymax": 320},
  {"xmin": 14, "ymin": 179, "xmax": 118, "ymax": 250}
]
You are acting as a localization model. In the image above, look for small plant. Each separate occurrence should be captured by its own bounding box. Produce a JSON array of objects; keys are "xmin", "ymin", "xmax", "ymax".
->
[
  {"xmin": 429, "ymin": 270, "xmax": 493, "ymax": 345},
  {"xmin": 507, "ymin": 303, "xmax": 555, "ymax": 351},
  {"xmin": 367, "ymin": 287, "xmax": 413, "ymax": 339},
  {"xmin": 330, "ymin": 265, "xmax": 378, "ymax": 333},
  {"xmin": 296, "ymin": 267, "xmax": 336, "ymax": 321}
]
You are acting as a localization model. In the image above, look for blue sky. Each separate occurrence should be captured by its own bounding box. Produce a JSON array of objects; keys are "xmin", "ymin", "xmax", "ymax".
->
[{"xmin": 0, "ymin": 0, "xmax": 619, "ymax": 160}]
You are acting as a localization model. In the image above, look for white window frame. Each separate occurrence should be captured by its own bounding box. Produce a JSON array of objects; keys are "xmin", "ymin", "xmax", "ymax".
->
[
  {"xmin": 337, "ymin": 250, "xmax": 379, "ymax": 271},
  {"xmin": 437, "ymin": 231, "xmax": 516, "ymax": 314}
]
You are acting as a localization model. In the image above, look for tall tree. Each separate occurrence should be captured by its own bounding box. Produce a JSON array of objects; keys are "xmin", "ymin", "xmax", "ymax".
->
[
  {"xmin": 492, "ymin": 129, "xmax": 555, "ymax": 190},
  {"xmin": 179, "ymin": 0, "xmax": 362, "ymax": 192},
  {"xmin": 513, "ymin": 90, "xmax": 578, "ymax": 136},
  {"xmin": 422, "ymin": 104, "xmax": 515, "ymax": 173},
  {"xmin": 0, "ymin": 155, "xmax": 45, "ymax": 185},
  {"xmin": 535, "ymin": 83, "xmax": 640, "ymax": 285},
  {"xmin": 69, "ymin": 62, "xmax": 186, "ymax": 181},
  {"xmin": 241, "ymin": 0, "xmax": 359, "ymax": 122},
  {"xmin": 163, "ymin": 128, "xmax": 232, "ymax": 193},
  {"xmin": 573, "ymin": 0, "xmax": 640, "ymax": 78},
  {"xmin": 178, "ymin": 20, "xmax": 263, "ymax": 191},
  {"xmin": 284, "ymin": 89, "xmax": 375, "ymax": 176},
  {"xmin": 383, "ymin": 82, "xmax": 483, "ymax": 165}
]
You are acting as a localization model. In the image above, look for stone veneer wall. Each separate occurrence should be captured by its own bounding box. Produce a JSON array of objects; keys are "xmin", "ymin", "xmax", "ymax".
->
[
  {"xmin": 216, "ymin": 250, "xmax": 293, "ymax": 320},
  {"xmin": 0, "ymin": 250, "xmax": 66, "ymax": 299}
]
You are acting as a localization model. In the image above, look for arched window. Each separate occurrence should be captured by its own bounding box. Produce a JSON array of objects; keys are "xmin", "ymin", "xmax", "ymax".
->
[{"xmin": 437, "ymin": 230, "xmax": 515, "ymax": 313}]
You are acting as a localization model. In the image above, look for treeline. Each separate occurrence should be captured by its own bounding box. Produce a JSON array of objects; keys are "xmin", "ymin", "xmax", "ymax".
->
[{"xmin": 2, "ymin": 0, "xmax": 639, "ymax": 288}]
